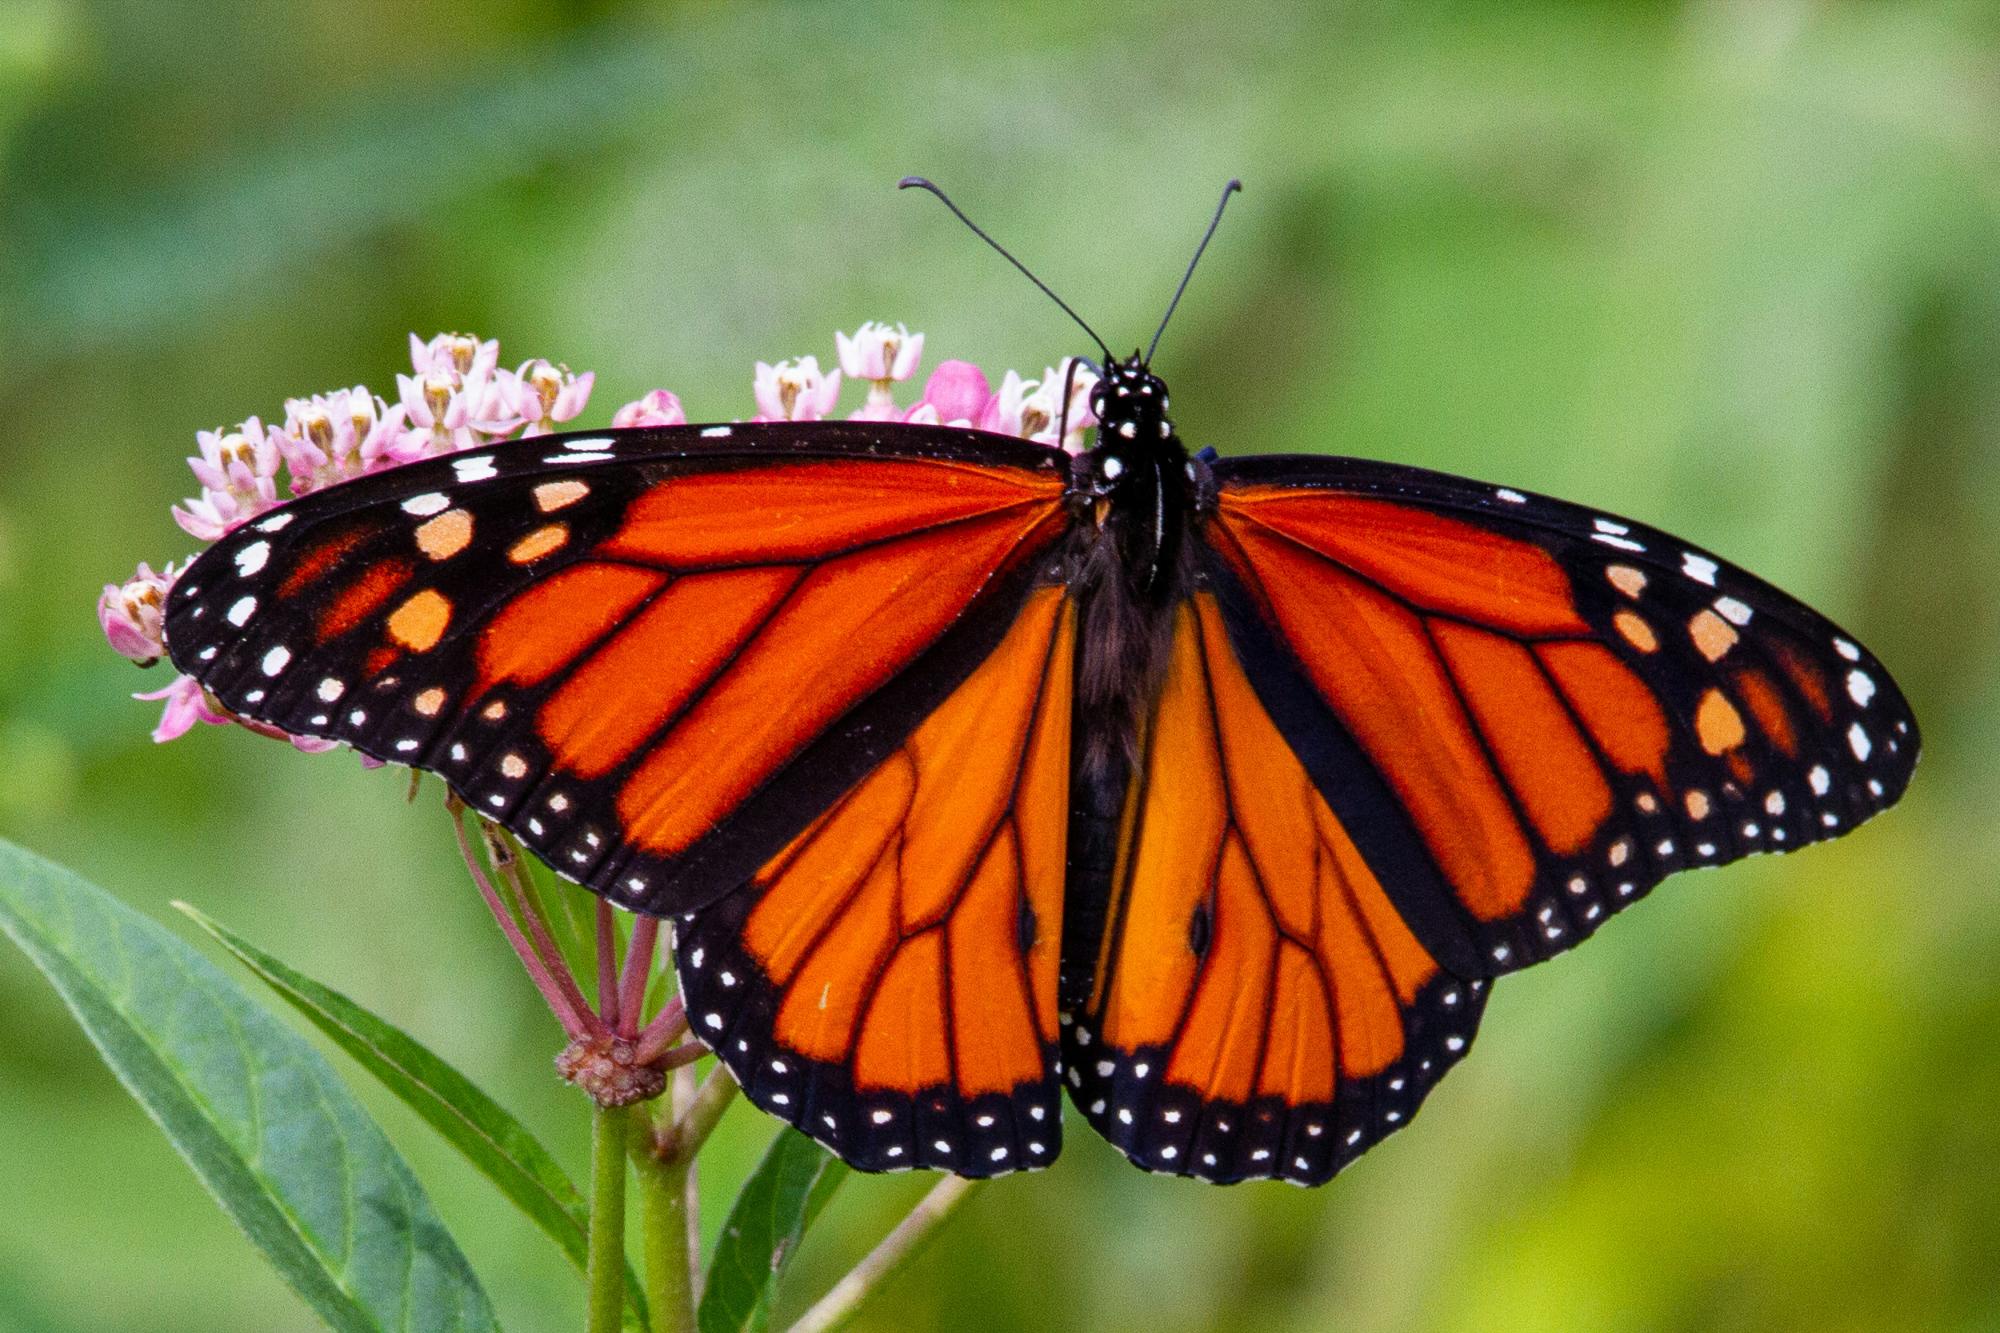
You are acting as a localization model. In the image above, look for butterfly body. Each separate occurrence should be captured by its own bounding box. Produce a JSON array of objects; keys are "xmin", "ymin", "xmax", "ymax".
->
[{"xmin": 166, "ymin": 357, "xmax": 1917, "ymax": 1186}]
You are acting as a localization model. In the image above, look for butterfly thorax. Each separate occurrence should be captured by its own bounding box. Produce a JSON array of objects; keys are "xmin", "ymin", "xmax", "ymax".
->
[{"xmin": 1070, "ymin": 353, "xmax": 1201, "ymax": 773}]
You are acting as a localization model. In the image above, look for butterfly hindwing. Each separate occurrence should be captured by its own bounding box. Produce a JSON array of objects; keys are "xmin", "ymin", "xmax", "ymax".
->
[
  {"xmin": 1063, "ymin": 594, "xmax": 1487, "ymax": 1185},
  {"xmin": 678, "ymin": 587, "xmax": 1076, "ymax": 1175},
  {"xmin": 1205, "ymin": 454, "xmax": 1920, "ymax": 977},
  {"xmin": 164, "ymin": 422, "xmax": 1073, "ymax": 917}
]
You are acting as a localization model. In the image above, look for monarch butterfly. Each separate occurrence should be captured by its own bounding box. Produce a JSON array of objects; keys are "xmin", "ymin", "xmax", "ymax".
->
[{"xmin": 163, "ymin": 181, "xmax": 1917, "ymax": 1186}]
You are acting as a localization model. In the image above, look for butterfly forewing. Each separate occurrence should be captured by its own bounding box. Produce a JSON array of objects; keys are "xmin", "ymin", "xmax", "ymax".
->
[
  {"xmin": 1204, "ymin": 455, "xmax": 1920, "ymax": 977},
  {"xmin": 165, "ymin": 422, "xmax": 1073, "ymax": 917}
]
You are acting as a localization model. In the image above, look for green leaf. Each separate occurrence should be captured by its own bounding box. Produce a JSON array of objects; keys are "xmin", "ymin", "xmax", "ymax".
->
[
  {"xmin": 698, "ymin": 1130, "xmax": 848, "ymax": 1333},
  {"xmin": 175, "ymin": 901, "xmax": 649, "ymax": 1330},
  {"xmin": 0, "ymin": 838, "xmax": 495, "ymax": 1332}
]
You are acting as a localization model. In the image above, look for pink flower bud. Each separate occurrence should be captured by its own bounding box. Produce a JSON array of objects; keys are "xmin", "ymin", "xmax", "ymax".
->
[
  {"xmin": 835, "ymin": 322, "xmax": 924, "ymax": 383},
  {"xmin": 753, "ymin": 358, "xmax": 842, "ymax": 422},
  {"xmin": 905, "ymin": 360, "xmax": 991, "ymax": 428},
  {"xmin": 612, "ymin": 390, "xmax": 687, "ymax": 428},
  {"xmin": 99, "ymin": 561, "xmax": 176, "ymax": 666}
]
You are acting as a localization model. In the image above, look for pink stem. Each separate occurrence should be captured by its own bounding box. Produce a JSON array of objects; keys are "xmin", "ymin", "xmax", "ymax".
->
[
  {"xmin": 482, "ymin": 824, "xmax": 599, "ymax": 1031},
  {"xmin": 632, "ymin": 995, "xmax": 688, "ymax": 1066},
  {"xmin": 616, "ymin": 917, "xmax": 660, "ymax": 1040},
  {"xmin": 649, "ymin": 1042, "xmax": 708, "ymax": 1072},
  {"xmin": 596, "ymin": 900, "xmax": 620, "ymax": 1032},
  {"xmin": 448, "ymin": 804, "xmax": 594, "ymax": 1039}
]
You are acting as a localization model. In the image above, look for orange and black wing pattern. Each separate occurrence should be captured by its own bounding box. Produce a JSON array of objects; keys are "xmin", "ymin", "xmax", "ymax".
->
[
  {"xmin": 1204, "ymin": 454, "xmax": 1920, "ymax": 978},
  {"xmin": 163, "ymin": 422, "xmax": 1072, "ymax": 918},
  {"xmin": 677, "ymin": 587, "xmax": 1075, "ymax": 1174},
  {"xmin": 1062, "ymin": 595, "xmax": 1486, "ymax": 1184}
]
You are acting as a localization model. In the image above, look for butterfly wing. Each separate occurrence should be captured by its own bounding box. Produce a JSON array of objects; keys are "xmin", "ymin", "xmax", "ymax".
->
[
  {"xmin": 163, "ymin": 421, "xmax": 1073, "ymax": 918},
  {"xmin": 1062, "ymin": 594, "xmax": 1486, "ymax": 1184},
  {"xmin": 677, "ymin": 586, "xmax": 1075, "ymax": 1175},
  {"xmin": 1203, "ymin": 454, "xmax": 1920, "ymax": 977}
]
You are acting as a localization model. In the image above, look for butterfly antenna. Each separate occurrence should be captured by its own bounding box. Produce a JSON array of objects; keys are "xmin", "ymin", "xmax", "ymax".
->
[
  {"xmin": 899, "ymin": 176, "xmax": 1111, "ymax": 360},
  {"xmin": 1146, "ymin": 179, "xmax": 1242, "ymax": 363}
]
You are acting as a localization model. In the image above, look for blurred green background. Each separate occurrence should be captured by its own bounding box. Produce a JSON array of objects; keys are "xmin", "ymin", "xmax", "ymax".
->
[{"xmin": 3, "ymin": 1, "xmax": 1998, "ymax": 1329}]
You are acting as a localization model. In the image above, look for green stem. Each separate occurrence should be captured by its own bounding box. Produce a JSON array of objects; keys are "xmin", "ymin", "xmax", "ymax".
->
[
  {"xmin": 633, "ymin": 1118, "xmax": 697, "ymax": 1333},
  {"xmin": 786, "ymin": 1177, "xmax": 979, "ymax": 1333},
  {"xmin": 587, "ymin": 1103, "xmax": 631, "ymax": 1333}
]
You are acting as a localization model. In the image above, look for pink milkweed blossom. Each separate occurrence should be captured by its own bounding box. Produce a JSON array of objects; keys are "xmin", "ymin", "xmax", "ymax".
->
[
  {"xmin": 904, "ymin": 359, "xmax": 992, "ymax": 428},
  {"xmin": 277, "ymin": 387, "xmax": 411, "ymax": 493},
  {"xmin": 504, "ymin": 360, "xmax": 596, "ymax": 437},
  {"xmin": 398, "ymin": 331, "xmax": 534, "ymax": 456},
  {"xmin": 173, "ymin": 420, "xmax": 284, "ymax": 541},
  {"xmin": 99, "ymin": 561, "xmax": 177, "ymax": 666},
  {"xmin": 409, "ymin": 331, "xmax": 500, "ymax": 383},
  {"xmin": 753, "ymin": 357, "xmax": 842, "ymax": 422},
  {"xmin": 838, "ymin": 322, "xmax": 924, "ymax": 421},
  {"xmin": 612, "ymin": 390, "xmax": 688, "ymax": 428},
  {"xmin": 984, "ymin": 358, "xmax": 1099, "ymax": 453},
  {"xmin": 133, "ymin": 673, "xmax": 231, "ymax": 744}
]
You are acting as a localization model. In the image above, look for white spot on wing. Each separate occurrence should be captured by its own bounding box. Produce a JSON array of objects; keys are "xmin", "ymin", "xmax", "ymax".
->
[
  {"xmin": 1834, "ymin": 637, "xmax": 1861, "ymax": 661},
  {"xmin": 260, "ymin": 645, "xmax": 291, "ymax": 676},
  {"xmin": 701, "ymin": 425, "xmax": 732, "ymax": 438},
  {"xmin": 402, "ymin": 493, "xmax": 451, "ymax": 516},
  {"xmin": 1846, "ymin": 669, "xmax": 1876, "ymax": 707},
  {"xmin": 1714, "ymin": 596, "xmax": 1753, "ymax": 626},
  {"xmin": 235, "ymin": 541, "xmax": 270, "ymax": 576},
  {"xmin": 1496, "ymin": 488, "xmax": 1527, "ymax": 504},
  {"xmin": 226, "ymin": 595, "xmax": 257, "ymax": 626},
  {"xmin": 1848, "ymin": 722, "xmax": 1872, "ymax": 761},
  {"xmin": 452, "ymin": 455, "xmax": 497, "ymax": 483},
  {"xmin": 1682, "ymin": 553, "xmax": 1719, "ymax": 586},
  {"xmin": 1592, "ymin": 533, "xmax": 1645, "ymax": 552}
]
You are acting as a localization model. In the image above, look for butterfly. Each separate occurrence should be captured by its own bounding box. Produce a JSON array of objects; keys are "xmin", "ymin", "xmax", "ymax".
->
[{"xmin": 162, "ymin": 182, "xmax": 1918, "ymax": 1186}]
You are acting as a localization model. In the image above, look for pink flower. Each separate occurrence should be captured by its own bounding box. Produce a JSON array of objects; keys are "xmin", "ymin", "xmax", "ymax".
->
[
  {"xmin": 983, "ymin": 359, "xmax": 1099, "ymax": 452},
  {"xmin": 753, "ymin": 357, "xmax": 842, "ymax": 422},
  {"xmin": 99, "ymin": 561, "xmax": 177, "ymax": 666},
  {"xmin": 838, "ymin": 322, "xmax": 924, "ymax": 421},
  {"xmin": 410, "ymin": 331, "xmax": 500, "ymax": 384},
  {"xmin": 505, "ymin": 360, "xmax": 595, "ymax": 438},
  {"xmin": 903, "ymin": 360, "xmax": 991, "ymax": 428},
  {"xmin": 396, "ymin": 368, "xmax": 480, "ymax": 458},
  {"xmin": 278, "ymin": 387, "xmax": 410, "ymax": 493},
  {"xmin": 174, "ymin": 420, "xmax": 283, "ymax": 541},
  {"xmin": 836, "ymin": 322, "xmax": 924, "ymax": 382},
  {"xmin": 612, "ymin": 390, "xmax": 688, "ymax": 428},
  {"xmin": 134, "ymin": 673, "xmax": 230, "ymax": 744}
]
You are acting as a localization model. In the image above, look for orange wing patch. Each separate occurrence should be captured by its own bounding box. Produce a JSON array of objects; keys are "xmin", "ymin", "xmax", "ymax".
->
[
  {"xmin": 1069, "ymin": 596, "xmax": 1483, "ymax": 1185},
  {"xmin": 676, "ymin": 587, "xmax": 1074, "ymax": 1177}
]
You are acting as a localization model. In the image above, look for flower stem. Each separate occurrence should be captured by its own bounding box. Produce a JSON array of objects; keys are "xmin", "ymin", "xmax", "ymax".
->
[
  {"xmin": 586, "ymin": 1102, "xmax": 631, "ymax": 1333},
  {"xmin": 665, "ymin": 1064, "xmax": 739, "ymax": 1160},
  {"xmin": 617, "ymin": 917, "xmax": 661, "ymax": 1038},
  {"xmin": 447, "ymin": 800, "xmax": 592, "ymax": 1038},
  {"xmin": 633, "ymin": 1117, "xmax": 697, "ymax": 1333},
  {"xmin": 786, "ymin": 1177, "xmax": 980, "ymax": 1333},
  {"xmin": 596, "ymin": 900, "xmax": 621, "ymax": 1031}
]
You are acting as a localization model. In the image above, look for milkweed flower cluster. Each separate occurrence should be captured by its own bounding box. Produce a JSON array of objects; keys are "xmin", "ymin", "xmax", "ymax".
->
[{"xmin": 98, "ymin": 323, "xmax": 1094, "ymax": 748}]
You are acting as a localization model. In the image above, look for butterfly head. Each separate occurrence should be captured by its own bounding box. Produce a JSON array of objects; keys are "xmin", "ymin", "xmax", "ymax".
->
[{"xmin": 1088, "ymin": 354, "xmax": 1177, "ymax": 466}]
